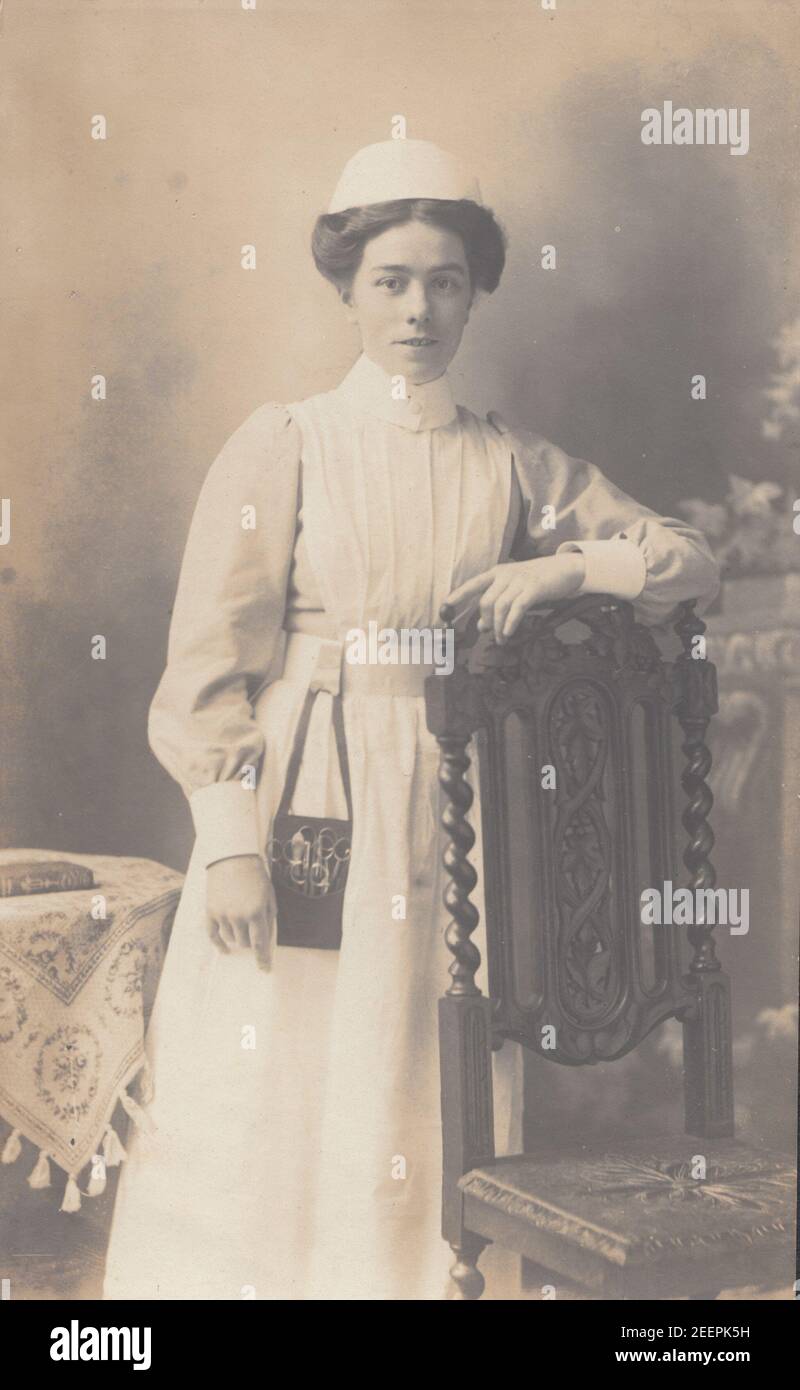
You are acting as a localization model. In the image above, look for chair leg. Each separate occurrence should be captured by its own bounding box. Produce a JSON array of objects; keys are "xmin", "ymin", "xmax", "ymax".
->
[
  {"xmin": 682, "ymin": 971, "xmax": 734, "ymax": 1137},
  {"xmin": 448, "ymin": 1234, "xmax": 489, "ymax": 1300}
]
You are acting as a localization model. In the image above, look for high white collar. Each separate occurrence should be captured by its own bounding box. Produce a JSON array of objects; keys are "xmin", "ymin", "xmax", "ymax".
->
[{"xmin": 335, "ymin": 351, "xmax": 458, "ymax": 432}]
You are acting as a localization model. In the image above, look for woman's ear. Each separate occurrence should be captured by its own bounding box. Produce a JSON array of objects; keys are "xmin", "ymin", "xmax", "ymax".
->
[{"xmin": 338, "ymin": 285, "xmax": 358, "ymax": 325}]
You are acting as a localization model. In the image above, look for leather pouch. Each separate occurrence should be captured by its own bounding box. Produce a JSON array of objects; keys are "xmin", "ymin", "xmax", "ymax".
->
[{"xmin": 268, "ymin": 686, "xmax": 352, "ymax": 950}]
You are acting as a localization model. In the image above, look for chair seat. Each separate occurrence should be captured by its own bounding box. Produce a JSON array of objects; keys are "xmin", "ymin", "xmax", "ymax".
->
[{"xmin": 459, "ymin": 1136, "xmax": 796, "ymax": 1299}]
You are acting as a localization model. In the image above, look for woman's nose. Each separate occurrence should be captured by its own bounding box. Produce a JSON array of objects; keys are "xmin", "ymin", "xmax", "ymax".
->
[{"xmin": 406, "ymin": 291, "xmax": 431, "ymax": 324}]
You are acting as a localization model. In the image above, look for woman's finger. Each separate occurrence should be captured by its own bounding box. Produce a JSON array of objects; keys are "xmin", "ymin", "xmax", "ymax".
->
[
  {"xmin": 444, "ymin": 568, "xmax": 495, "ymax": 613},
  {"xmin": 206, "ymin": 916, "xmax": 231, "ymax": 955},
  {"xmin": 228, "ymin": 917, "xmax": 251, "ymax": 949},
  {"xmin": 217, "ymin": 916, "xmax": 238, "ymax": 949},
  {"xmin": 476, "ymin": 575, "xmax": 506, "ymax": 623},
  {"xmin": 249, "ymin": 913, "xmax": 274, "ymax": 974},
  {"xmin": 476, "ymin": 576, "xmax": 513, "ymax": 640},
  {"xmin": 502, "ymin": 593, "xmax": 532, "ymax": 639},
  {"xmin": 489, "ymin": 581, "xmax": 521, "ymax": 645}
]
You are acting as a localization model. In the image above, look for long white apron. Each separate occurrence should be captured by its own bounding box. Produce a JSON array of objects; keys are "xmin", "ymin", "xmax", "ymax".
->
[{"xmin": 103, "ymin": 405, "xmax": 523, "ymax": 1300}]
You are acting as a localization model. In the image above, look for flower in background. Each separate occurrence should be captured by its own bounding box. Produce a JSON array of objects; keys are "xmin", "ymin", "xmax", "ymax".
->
[
  {"xmin": 678, "ymin": 315, "xmax": 800, "ymax": 577},
  {"xmin": 726, "ymin": 475, "xmax": 783, "ymax": 519},
  {"xmin": 678, "ymin": 473, "xmax": 799, "ymax": 577}
]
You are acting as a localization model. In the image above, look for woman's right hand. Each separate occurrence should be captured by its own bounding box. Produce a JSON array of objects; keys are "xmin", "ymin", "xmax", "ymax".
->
[{"xmin": 206, "ymin": 854, "xmax": 277, "ymax": 972}]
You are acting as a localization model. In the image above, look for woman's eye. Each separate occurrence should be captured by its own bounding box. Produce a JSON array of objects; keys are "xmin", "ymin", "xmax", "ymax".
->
[{"xmin": 377, "ymin": 278, "xmax": 402, "ymax": 291}]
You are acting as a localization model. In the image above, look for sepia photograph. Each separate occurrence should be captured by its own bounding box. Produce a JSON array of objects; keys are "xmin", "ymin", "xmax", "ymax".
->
[{"xmin": 1, "ymin": 0, "xmax": 798, "ymax": 1337}]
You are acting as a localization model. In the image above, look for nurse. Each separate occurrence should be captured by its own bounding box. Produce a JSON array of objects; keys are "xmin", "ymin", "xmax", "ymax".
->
[{"xmin": 102, "ymin": 139, "xmax": 720, "ymax": 1301}]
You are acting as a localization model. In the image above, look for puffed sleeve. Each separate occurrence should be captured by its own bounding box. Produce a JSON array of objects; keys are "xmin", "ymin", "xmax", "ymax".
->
[
  {"xmin": 489, "ymin": 414, "xmax": 720, "ymax": 626},
  {"xmin": 148, "ymin": 402, "xmax": 302, "ymax": 868}
]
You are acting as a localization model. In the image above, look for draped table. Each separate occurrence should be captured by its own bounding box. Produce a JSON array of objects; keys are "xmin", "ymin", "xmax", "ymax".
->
[{"xmin": 0, "ymin": 849, "xmax": 182, "ymax": 1212}]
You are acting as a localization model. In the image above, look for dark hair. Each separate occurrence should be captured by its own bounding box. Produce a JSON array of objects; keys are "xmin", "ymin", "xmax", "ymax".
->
[{"xmin": 311, "ymin": 198, "xmax": 507, "ymax": 296}]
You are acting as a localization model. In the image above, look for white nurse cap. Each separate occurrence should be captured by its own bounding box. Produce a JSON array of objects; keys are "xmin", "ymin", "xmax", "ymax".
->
[{"xmin": 327, "ymin": 139, "xmax": 482, "ymax": 213}]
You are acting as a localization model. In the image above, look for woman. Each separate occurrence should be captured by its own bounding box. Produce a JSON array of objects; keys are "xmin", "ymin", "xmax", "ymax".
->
[{"xmin": 102, "ymin": 139, "xmax": 720, "ymax": 1301}]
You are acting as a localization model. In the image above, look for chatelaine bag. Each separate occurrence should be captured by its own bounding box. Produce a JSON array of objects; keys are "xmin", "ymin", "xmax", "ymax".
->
[{"xmin": 267, "ymin": 684, "xmax": 352, "ymax": 950}]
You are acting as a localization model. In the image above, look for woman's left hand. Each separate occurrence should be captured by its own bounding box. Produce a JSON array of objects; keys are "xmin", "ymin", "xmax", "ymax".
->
[{"xmin": 444, "ymin": 553, "xmax": 586, "ymax": 645}]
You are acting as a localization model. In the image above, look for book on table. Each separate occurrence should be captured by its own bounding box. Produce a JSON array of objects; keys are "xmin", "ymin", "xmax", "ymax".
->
[{"xmin": 0, "ymin": 860, "xmax": 95, "ymax": 897}]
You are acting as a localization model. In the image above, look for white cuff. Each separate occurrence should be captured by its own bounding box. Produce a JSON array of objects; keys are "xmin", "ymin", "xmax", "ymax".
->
[
  {"xmin": 189, "ymin": 780, "xmax": 262, "ymax": 869},
  {"xmin": 557, "ymin": 538, "xmax": 647, "ymax": 601}
]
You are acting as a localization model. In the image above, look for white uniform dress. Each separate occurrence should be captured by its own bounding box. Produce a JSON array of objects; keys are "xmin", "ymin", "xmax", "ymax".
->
[{"xmin": 102, "ymin": 352, "xmax": 719, "ymax": 1301}]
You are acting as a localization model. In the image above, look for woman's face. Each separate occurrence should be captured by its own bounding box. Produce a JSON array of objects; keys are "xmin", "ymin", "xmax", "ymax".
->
[{"xmin": 341, "ymin": 218, "xmax": 473, "ymax": 384}]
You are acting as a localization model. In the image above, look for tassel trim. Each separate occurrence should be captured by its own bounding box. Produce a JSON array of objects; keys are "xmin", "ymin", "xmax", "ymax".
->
[
  {"xmin": 102, "ymin": 1123, "xmax": 127, "ymax": 1167},
  {"xmin": 5, "ymin": 1059, "xmax": 155, "ymax": 1212},
  {"xmin": 2, "ymin": 1128, "xmax": 22, "ymax": 1164},
  {"xmin": 60, "ymin": 1173, "xmax": 82, "ymax": 1213},
  {"xmin": 28, "ymin": 1148, "xmax": 51, "ymax": 1189},
  {"xmin": 87, "ymin": 1158, "xmax": 107, "ymax": 1197}
]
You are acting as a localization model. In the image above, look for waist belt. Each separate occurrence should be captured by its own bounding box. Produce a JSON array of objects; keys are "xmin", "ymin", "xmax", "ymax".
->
[{"xmin": 280, "ymin": 631, "xmax": 442, "ymax": 697}]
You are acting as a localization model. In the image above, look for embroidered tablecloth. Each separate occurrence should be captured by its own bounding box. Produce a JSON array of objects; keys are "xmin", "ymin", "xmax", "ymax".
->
[{"xmin": 0, "ymin": 849, "xmax": 183, "ymax": 1211}]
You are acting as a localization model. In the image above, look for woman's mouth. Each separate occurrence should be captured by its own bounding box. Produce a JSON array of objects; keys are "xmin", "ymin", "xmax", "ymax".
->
[{"xmin": 396, "ymin": 337, "xmax": 438, "ymax": 348}]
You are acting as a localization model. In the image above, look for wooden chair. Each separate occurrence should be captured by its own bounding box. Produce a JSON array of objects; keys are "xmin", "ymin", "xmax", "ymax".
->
[{"xmin": 425, "ymin": 596, "xmax": 796, "ymax": 1300}]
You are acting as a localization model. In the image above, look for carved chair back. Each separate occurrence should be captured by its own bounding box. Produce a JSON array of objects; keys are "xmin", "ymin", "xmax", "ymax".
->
[{"xmin": 426, "ymin": 596, "xmax": 731, "ymax": 1138}]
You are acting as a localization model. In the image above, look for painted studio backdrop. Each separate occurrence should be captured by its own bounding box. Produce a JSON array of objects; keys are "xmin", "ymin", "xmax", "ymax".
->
[{"xmin": 2, "ymin": 0, "xmax": 798, "ymax": 1235}]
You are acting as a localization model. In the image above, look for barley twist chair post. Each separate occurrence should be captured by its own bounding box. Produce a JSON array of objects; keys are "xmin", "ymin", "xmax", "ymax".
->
[
  {"xmin": 674, "ymin": 600, "xmax": 734, "ymax": 1138},
  {"xmin": 426, "ymin": 603, "xmax": 495, "ymax": 1298},
  {"xmin": 439, "ymin": 732, "xmax": 481, "ymax": 999}
]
